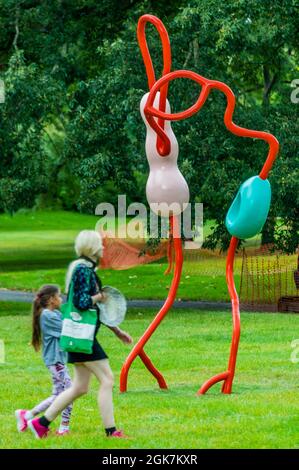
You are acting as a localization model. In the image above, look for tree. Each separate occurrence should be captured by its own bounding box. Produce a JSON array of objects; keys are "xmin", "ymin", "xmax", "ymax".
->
[
  {"xmin": 0, "ymin": 49, "xmax": 65, "ymax": 212},
  {"xmin": 162, "ymin": 0, "xmax": 299, "ymax": 252},
  {"xmin": 0, "ymin": 0, "xmax": 297, "ymax": 253}
]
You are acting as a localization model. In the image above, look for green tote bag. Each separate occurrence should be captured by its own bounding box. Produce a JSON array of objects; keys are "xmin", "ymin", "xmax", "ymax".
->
[{"xmin": 60, "ymin": 281, "xmax": 97, "ymax": 354}]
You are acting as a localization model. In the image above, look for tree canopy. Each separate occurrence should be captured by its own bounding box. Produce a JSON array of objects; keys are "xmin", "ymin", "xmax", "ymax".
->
[{"xmin": 0, "ymin": 0, "xmax": 298, "ymax": 253}]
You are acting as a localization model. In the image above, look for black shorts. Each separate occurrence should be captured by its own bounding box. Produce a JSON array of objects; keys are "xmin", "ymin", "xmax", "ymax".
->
[{"xmin": 68, "ymin": 338, "xmax": 108, "ymax": 364}]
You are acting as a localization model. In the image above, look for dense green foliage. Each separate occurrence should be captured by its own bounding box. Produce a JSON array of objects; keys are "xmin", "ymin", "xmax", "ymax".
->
[{"xmin": 0, "ymin": 1, "xmax": 298, "ymax": 252}]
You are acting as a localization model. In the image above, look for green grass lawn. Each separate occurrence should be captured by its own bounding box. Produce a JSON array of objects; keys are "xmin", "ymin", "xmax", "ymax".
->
[
  {"xmin": 0, "ymin": 210, "xmax": 244, "ymax": 301},
  {"xmin": 1, "ymin": 303, "xmax": 299, "ymax": 449},
  {"xmin": 0, "ymin": 210, "xmax": 296, "ymax": 303}
]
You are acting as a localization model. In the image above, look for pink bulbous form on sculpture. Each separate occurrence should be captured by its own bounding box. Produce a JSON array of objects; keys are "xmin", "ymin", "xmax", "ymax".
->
[{"xmin": 140, "ymin": 92, "xmax": 190, "ymax": 217}]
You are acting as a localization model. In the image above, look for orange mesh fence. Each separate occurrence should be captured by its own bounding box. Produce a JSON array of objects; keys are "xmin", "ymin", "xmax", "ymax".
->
[
  {"xmin": 100, "ymin": 234, "xmax": 169, "ymax": 270},
  {"xmin": 99, "ymin": 233, "xmax": 235, "ymax": 273},
  {"xmin": 99, "ymin": 234, "xmax": 298, "ymax": 311},
  {"xmin": 239, "ymin": 244, "xmax": 298, "ymax": 311}
]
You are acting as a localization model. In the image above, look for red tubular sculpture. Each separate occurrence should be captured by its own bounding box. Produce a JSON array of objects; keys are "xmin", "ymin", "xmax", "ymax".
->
[
  {"xmin": 120, "ymin": 14, "xmax": 279, "ymax": 395},
  {"xmin": 143, "ymin": 69, "xmax": 278, "ymax": 394},
  {"xmin": 199, "ymin": 236, "xmax": 240, "ymax": 394},
  {"xmin": 120, "ymin": 215, "xmax": 183, "ymax": 392},
  {"xmin": 136, "ymin": 14, "xmax": 172, "ymax": 156},
  {"xmin": 144, "ymin": 70, "xmax": 279, "ymax": 177},
  {"xmin": 120, "ymin": 15, "xmax": 182, "ymax": 393}
]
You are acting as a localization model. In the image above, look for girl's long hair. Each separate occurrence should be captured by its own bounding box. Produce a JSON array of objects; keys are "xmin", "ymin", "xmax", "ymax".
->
[{"xmin": 32, "ymin": 284, "xmax": 60, "ymax": 351}]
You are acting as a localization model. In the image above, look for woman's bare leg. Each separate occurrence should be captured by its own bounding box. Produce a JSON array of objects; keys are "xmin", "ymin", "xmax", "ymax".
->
[
  {"xmin": 84, "ymin": 359, "xmax": 115, "ymax": 428},
  {"xmin": 45, "ymin": 364, "xmax": 91, "ymax": 422}
]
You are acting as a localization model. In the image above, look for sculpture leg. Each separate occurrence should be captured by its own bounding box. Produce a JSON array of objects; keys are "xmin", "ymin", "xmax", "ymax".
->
[
  {"xmin": 198, "ymin": 236, "xmax": 240, "ymax": 395},
  {"xmin": 120, "ymin": 215, "xmax": 183, "ymax": 392}
]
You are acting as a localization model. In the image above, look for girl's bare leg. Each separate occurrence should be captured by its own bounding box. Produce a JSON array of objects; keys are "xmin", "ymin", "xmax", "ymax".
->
[{"xmin": 84, "ymin": 359, "xmax": 115, "ymax": 429}]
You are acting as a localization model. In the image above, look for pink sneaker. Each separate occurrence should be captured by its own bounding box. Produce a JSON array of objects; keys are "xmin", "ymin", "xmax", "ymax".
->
[
  {"xmin": 15, "ymin": 409, "xmax": 29, "ymax": 432},
  {"xmin": 28, "ymin": 418, "xmax": 49, "ymax": 439},
  {"xmin": 55, "ymin": 429, "xmax": 70, "ymax": 436},
  {"xmin": 109, "ymin": 430, "xmax": 128, "ymax": 438}
]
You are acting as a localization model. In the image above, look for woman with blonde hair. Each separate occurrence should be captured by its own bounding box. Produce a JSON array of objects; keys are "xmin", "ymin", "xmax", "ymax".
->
[{"xmin": 28, "ymin": 230, "xmax": 132, "ymax": 439}]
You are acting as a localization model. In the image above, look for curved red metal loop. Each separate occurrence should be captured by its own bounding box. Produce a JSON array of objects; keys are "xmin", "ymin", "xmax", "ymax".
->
[
  {"xmin": 145, "ymin": 71, "xmax": 210, "ymax": 156},
  {"xmin": 144, "ymin": 70, "xmax": 279, "ymax": 177},
  {"xmin": 137, "ymin": 14, "xmax": 172, "ymax": 156}
]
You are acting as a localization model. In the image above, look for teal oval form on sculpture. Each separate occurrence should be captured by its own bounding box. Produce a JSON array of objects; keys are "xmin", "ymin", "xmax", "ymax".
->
[{"xmin": 225, "ymin": 175, "xmax": 271, "ymax": 239}]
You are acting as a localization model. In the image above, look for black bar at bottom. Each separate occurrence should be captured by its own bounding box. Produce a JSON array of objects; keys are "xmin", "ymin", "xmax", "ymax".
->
[{"xmin": 0, "ymin": 449, "xmax": 298, "ymax": 466}]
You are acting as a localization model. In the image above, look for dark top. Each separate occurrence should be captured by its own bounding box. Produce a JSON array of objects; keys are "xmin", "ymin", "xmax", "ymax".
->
[
  {"xmin": 72, "ymin": 262, "xmax": 102, "ymax": 311},
  {"xmin": 67, "ymin": 257, "xmax": 108, "ymax": 363}
]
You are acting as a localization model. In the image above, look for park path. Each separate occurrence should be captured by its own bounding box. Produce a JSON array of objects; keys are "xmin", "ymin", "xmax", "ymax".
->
[{"xmin": 0, "ymin": 288, "xmax": 230, "ymax": 310}]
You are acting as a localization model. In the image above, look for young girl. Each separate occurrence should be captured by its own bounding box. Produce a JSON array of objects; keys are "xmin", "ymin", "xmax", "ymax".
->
[
  {"xmin": 27, "ymin": 230, "xmax": 133, "ymax": 439},
  {"xmin": 15, "ymin": 284, "xmax": 73, "ymax": 436}
]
